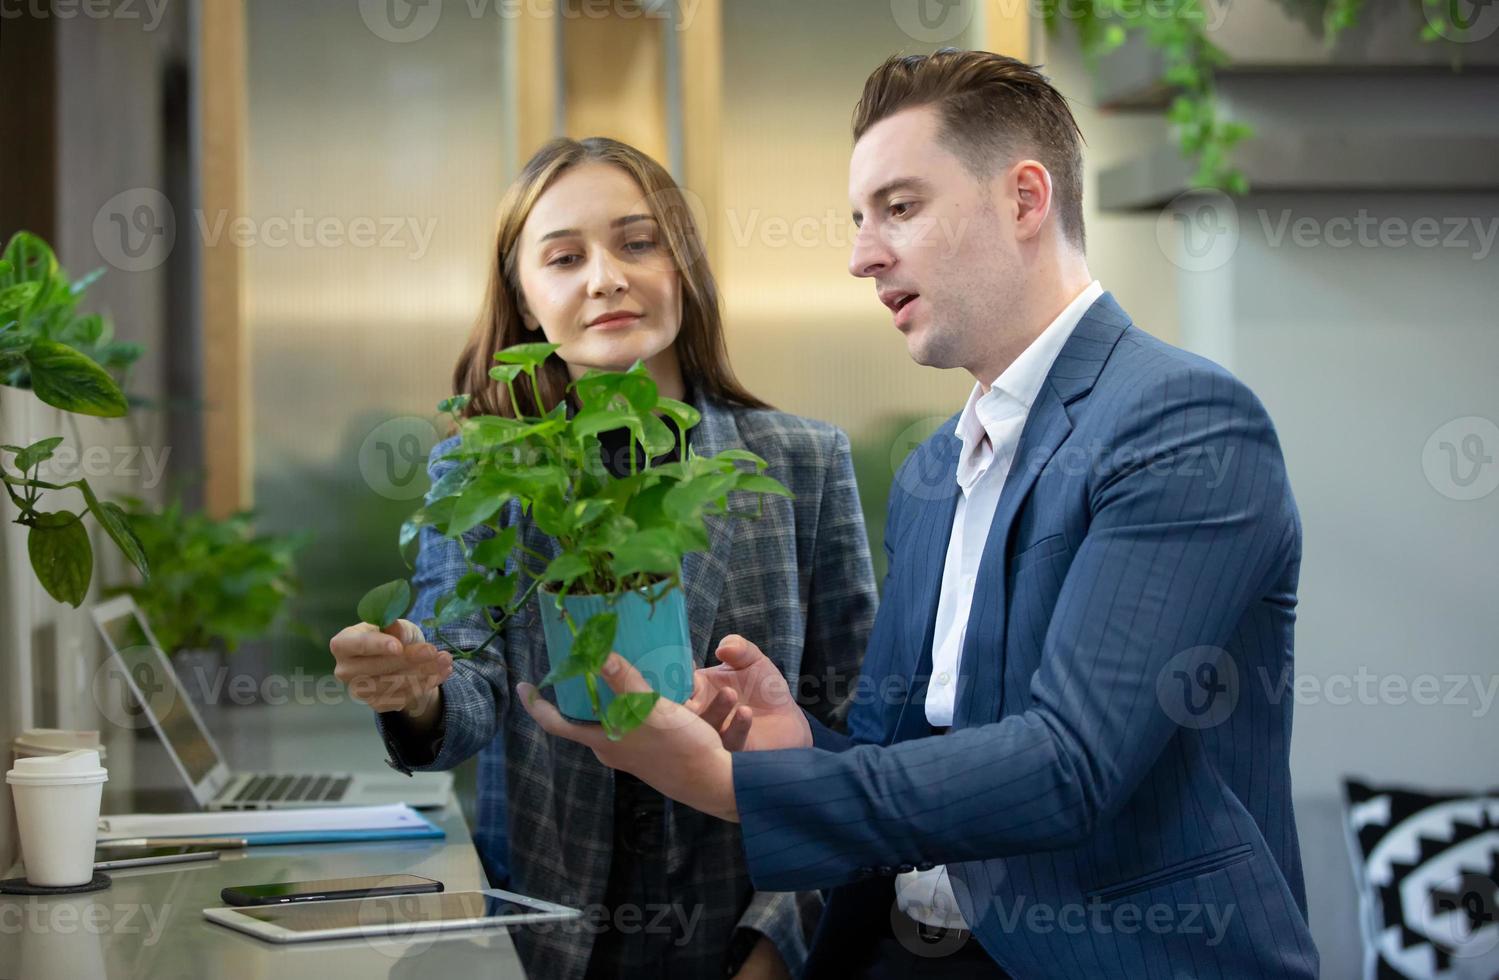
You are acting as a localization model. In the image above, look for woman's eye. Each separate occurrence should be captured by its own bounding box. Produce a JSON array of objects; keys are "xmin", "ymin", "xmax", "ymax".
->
[
  {"xmin": 624, "ymin": 239, "xmax": 658, "ymax": 254},
  {"xmin": 548, "ymin": 253, "xmax": 581, "ymax": 267}
]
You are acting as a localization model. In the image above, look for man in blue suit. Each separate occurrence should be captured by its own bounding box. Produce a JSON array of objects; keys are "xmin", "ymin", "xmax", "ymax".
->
[{"xmin": 524, "ymin": 49, "xmax": 1318, "ymax": 978}]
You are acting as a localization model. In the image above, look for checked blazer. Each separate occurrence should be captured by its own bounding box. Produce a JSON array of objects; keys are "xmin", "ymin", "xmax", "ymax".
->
[{"xmin": 376, "ymin": 393, "xmax": 877, "ymax": 980}]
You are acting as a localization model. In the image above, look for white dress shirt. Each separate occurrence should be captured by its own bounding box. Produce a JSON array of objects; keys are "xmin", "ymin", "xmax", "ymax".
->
[{"xmin": 895, "ymin": 280, "xmax": 1104, "ymax": 930}]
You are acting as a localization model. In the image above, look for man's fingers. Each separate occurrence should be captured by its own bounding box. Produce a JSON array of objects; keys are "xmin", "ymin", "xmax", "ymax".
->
[
  {"xmin": 714, "ymin": 634, "xmax": 765, "ymax": 669},
  {"xmin": 599, "ymin": 653, "xmax": 653, "ymax": 696},
  {"xmin": 517, "ymin": 682, "xmax": 607, "ymax": 751},
  {"xmin": 697, "ymin": 687, "xmax": 739, "ymax": 732},
  {"xmin": 721, "ymin": 706, "xmax": 752, "ymax": 752}
]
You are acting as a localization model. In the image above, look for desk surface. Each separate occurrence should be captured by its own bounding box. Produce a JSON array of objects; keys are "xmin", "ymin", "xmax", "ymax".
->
[{"xmin": 2, "ymin": 700, "xmax": 525, "ymax": 979}]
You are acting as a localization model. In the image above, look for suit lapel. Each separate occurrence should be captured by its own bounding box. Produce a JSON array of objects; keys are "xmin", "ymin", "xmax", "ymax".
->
[
  {"xmin": 886, "ymin": 430, "xmax": 962, "ymax": 743},
  {"xmin": 682, "ymin": 395, "xmax": 740, "ymax": 666},
  {"xmin": 954, "ymin": 294, "xmax": 1133, "ymax": 725}
]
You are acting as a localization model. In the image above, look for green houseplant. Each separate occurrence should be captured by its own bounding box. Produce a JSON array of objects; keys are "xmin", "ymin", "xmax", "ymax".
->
[
  {"xmin": 1043, "ymin": 0, "xmax": 1470, "ymax": 192},
  {"xmin": 0, "ymin": 231, "xmax": 150, "ymax": 605},
  {"xmin": 103, "ymin": 495, "xmax": 311, "ymax": 660},
  {"xmin": 358, "ymin": 342, "xmax": 792, "ymax": 739}
]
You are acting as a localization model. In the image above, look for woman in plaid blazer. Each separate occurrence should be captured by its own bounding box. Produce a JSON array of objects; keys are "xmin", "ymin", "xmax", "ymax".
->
[{"xmin": 329, "ymin": 137, "xmax": 877, "ymax": 979}]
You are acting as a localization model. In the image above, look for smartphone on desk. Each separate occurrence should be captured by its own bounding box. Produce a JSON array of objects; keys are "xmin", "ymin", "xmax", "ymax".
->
[{"xmin": 221, "ymin": 873, "xmax": 443, "ymax": 907}]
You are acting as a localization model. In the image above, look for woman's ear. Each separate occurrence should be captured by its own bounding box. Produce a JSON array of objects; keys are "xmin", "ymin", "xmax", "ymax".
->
[{"xmin": 517, "ymin": 295, "xmax": 542, "ymax": 333}]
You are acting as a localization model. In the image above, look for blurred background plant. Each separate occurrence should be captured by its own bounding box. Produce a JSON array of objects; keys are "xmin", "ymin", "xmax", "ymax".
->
[
  {"xmin": 102, "ymin": 495, "xmax": 313, "ymax": 658},
  {"xmin": 1043, "ymin": 0, "xmax": 1463, "ymax": 192},
  {"xmin": 0, "ymin": 231, "xmax": 150, "ymax": 606}
]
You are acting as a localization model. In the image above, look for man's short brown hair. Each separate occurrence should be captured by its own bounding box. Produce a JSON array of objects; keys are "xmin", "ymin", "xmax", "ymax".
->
[{"xmin": 852, "ymin": 48, "xmax": 1086, "ymax": 250}]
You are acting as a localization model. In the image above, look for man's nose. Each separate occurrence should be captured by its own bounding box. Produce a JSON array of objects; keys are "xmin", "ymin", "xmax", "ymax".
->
[{"xmin": 849, "ymin": 223, "xmax": 892, "ymax": 278}]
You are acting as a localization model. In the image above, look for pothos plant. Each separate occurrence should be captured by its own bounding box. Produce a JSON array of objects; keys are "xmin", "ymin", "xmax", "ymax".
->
[
  {"xmin": 1042, "ymin": 0, "xmax": 1466, "ymax": 193},
  {"xmin": 0, "ymin": 231, "xmax": 151, "ymax": 606},
  {"xmin": 358, "ymin": 341, "xmax": 792, "ymax": 738}
]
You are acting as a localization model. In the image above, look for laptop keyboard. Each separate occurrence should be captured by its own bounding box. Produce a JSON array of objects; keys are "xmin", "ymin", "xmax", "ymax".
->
[{"xmin": 231, "ymin": 773, "xmax": 351, "ymax": 806}]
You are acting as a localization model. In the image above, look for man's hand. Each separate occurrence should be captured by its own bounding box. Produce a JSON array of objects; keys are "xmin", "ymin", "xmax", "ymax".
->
[
  {"xmin": 685, "ymin": 635, "xmax": 812, "ymax": 752},
  {"xmin": 518, "ymin": 653, "xmax": 740, "ymax": 822}
]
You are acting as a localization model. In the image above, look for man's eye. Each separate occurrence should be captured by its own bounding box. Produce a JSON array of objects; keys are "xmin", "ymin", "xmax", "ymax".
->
[{"xmin": 890, "ymin": 202, "xmax": 913, "ymax": 218}]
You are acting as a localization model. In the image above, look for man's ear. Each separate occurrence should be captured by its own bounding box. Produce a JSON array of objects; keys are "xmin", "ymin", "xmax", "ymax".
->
[{"xmin": 1010, "ymin": 159, "xmax": 1053, "ymax": 243}]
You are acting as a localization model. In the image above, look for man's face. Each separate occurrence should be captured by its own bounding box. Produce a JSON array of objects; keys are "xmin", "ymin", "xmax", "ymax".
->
[{"xmin": 848, "ymin": 105, "xmax": 1019, "ymax": 376}]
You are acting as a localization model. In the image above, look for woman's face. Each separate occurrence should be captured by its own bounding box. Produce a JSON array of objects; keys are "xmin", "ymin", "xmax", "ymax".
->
[{"xmin": 515, "ymin": 163, "xmax": 684, "ymax": 381}]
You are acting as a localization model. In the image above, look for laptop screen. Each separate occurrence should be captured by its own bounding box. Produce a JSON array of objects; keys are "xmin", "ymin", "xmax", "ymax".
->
[{"xmin": 97, "ymin": 606, "xmax": 220, "ymax": 785}]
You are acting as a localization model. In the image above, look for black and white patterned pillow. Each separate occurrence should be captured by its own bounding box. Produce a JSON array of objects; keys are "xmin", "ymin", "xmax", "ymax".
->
[{"xmin": 1344, "ymin": 779, "xmax": 1499, "ymax": 979}]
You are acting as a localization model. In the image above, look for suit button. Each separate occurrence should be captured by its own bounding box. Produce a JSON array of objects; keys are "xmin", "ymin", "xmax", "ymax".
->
[
  {"xmin": 876, "ymin": 865, "xmax": 894, "ymax": 876},
  {"xmin": 857, "ymin": 866, "xmax": 873, "ymax": 877},
  {"xmin": 896, "ymin": 864, "xmax": 916, "ymax": 874},
  {"xmin": 915, "ymin": 862, "xmax": 935, "ymax": 872}
]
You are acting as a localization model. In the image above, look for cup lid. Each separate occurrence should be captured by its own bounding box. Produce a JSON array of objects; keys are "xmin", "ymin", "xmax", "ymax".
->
[{"xmin": 5, "ymin": 748, "xmax": 108, "ymax": 786}]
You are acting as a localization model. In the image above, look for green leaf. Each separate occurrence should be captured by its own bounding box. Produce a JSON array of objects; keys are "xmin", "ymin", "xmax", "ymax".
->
[
  {"xmin": 542, "ymin": 552, "xmax": 592, "ymax": 583},
  {"xmin": 611, "ymin": 527, "xmax": 680, "ymax": 578},
  {"xmin": 570, "ymin": 611, "xmax": 618, "ymax": 673},
  {"xmin": 448, "ymin": 480, "xmax": 508, "ymax": 538},
  {"xmin": 13, "ymin": 435, "xmax": 64, "ymax": 471},
  {"xmin": 639, "ymin": 412, "xmax": 676, "ymax": 457},
  {"xmin": 358, "ymin": 579, "xmax": 412, "ymax": 628},
  {"xmin": 76, "ymin": 482, "xmax": 149, "ymax": 577},
  {"xmin": 654, "ymin": 397, "xmax": 701, "ymax": 433},
  {"xmin": 488, "ymin": 363, "xmax": 524, "ymax": 384},
  {"xmin": 492, "ymin": 342, "xmax": 561, "ymax": 370},
  {"xmin": 24, "ymin": 339, "xmax": 129, "ymax": 417},
  {"xmin": 572, "ymin": 408, "xmax": 634, "ymax": 442},
  {"xmin": 27, "ymin": 511, "xmax": 93, "ymax": 607},
  {"xmin": 437, "ymin": 393, "xmax": 471, "ymax": 414},
  {"xmin": 468, "ymin": 526, "xmax": 519, "ymax": 568},
  {"xmin": 536, "ymin": 649, "xmax": 594, "ymax": 689},
  {"xmin": 734, "ymin": 473, "xmax": 794, "ymax": 498},
  {"xmin": 603, "ymin": 691, "xmax": 661, "ymax": 740},
  {"xmin": 662, "ymin": 473, "xmax": 737, "ymax": 522},
  {"xmin": 0, "ymin": 282, "xmax": 40, "ymax": 318}
]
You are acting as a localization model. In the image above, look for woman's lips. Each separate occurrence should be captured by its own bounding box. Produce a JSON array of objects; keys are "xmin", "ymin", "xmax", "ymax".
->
[{"xmin": 587, "ymin": 313, "xmax": 642, "ymax": 330}]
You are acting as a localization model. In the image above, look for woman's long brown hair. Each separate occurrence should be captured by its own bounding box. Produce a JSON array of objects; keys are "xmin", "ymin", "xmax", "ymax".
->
[{"xmin": 453, "ymin": 137, "xmax": 767, "ymax": 420}]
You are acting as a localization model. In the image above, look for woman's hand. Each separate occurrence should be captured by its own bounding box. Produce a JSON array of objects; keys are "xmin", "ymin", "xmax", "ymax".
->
[{"xmin": 328, "ymin": 619, "xmax": 453, "ymax": 729}]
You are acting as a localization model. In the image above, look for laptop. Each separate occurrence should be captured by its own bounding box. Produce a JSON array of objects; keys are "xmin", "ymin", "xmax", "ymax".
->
[{"xmin": 90, "ymin": 595, "xmax": 451, "ymax": 811}]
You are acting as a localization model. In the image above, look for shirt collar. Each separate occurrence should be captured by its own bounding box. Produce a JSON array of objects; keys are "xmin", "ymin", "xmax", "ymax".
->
[{"xmin": 953, "ymin": 280, "xmax": 1103, "ymax": 485}]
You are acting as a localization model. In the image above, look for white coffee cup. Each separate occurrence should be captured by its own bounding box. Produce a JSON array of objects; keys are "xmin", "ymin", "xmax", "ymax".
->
[{"xmin": 6, "ymin": 748, "xmax": 108, "ymax": 887}]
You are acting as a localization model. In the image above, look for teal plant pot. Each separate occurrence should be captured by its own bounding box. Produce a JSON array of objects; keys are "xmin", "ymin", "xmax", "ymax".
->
[{"xmin": 539, "ymin": 581, "xmax": 694, "ymax": 722}]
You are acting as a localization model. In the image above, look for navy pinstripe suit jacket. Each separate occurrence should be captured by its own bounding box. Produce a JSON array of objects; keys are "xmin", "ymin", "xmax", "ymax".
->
[{"xmin": 732, "ymin": 294, "xmax": 1320, "ymax": 978}]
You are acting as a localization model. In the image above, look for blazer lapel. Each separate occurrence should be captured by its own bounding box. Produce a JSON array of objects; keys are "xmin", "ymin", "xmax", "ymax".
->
[
  {"xmin": 682, "ymin": 396, "xmax": 740, "ymax": 666},
  {"xmin": 954, "ymin": 294, "xmax": 1133, "ymax": 725},
  {"xmin": 886, "ymin": 430, "xmax": 962, "ymax": 744}
]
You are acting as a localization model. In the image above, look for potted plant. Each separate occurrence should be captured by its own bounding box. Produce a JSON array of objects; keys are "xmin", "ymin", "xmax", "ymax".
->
[
  {"xmin": 104, "ymin": 496, "xmax": 311, "ymax": 702},
  {"xmin": 0, "ymin": 231, "xmax": 151, "ymax": 605},
  {"xmin": 358, "ymin": 342, "xmax": 792, "ymax": 739}
]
